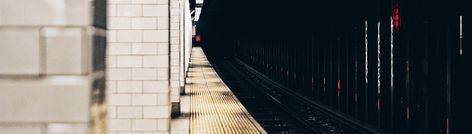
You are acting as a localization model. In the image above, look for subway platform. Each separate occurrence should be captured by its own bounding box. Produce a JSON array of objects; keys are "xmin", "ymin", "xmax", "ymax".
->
[{"xmin": 172, "ymin": 47, "xmax": 266, "ymax": 134}]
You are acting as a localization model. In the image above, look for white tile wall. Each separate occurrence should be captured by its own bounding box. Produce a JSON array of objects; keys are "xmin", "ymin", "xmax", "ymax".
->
[
  {"xmin": 0, "ymin": 77, "xmax": 102, "ymax": 133},
  {"xmin": 0, "ymin": 80, "xmax": 89, "ymax": 122},
  {"xmin": 107, "ymin": 0, "xmax": 174, "ymax": 133},
  {"xmin": 117, "ymin": 107, "xmax": 143, "ymax": 118},
  {"xmin": 144, "ymin": 132, "xmax": 170, "ymax": 134},
  {"xmin": 156, "ymin": 93, "xmax": 169, "ymax": 105},
  {"xmin": 47, "ymin": 123, "xmax": 88, "ymax": 133},
  {"xmin": 117, "ymin": 56, "xmax": 143, "ymax": 67},
  {"xmin": 108, "ymin": 31, "xmax": 118, "ymax": 42},
  {"xmin": 109, "ymin": 119, "xmax": 132, "ymax": 131},
  {"xmin": 132, "ymin": 18, "xmax": 158, "ymax": 30},
  {"xmin": 107, "ymin": 56, "xmax": 118, "ymax": 68},
  {"xmin": 170, "ymin": 8, "xmax": 180, "ymax": 16},
  {"xmin": 132, "ymin": 119, "xmax": 157, "ymax": 131},
  {"xmin": 132, "ymin": 69, "xmax": 157, "ymax": 80},
  {"xmin": 109, "ymin": 17, "xmax": 132, "ymax": 29},
  {"xmin": 117, "ymin": 30, "xmax": 143, "ymax": 42},
  {"xmin": 0, "ymin": 28, "xmax": 41, "ymax": 75},
  {"xmin": 157, "ymin": 119, "xmax": 169, "ymax": 131},
  {"xmin": 109, "ymin": 43, "xmax": 132, "ymax": 55},
  {"xmin": 170, "ymin": 29, "xmax": 180, "ymax": 37},
  {"xmin": 157, "ymin": 43, "xmax": 169, "ymax": 55},
  {"xmin": 144, "ymin": 56, "xmax": 169, "ymax": 68},
  {"xmin": 43, "ymin": 27, "xmax": 89, "ymax": 74},
  {"xmin": 132, "ymin": 0, "xmax": 158, "ymax": 4},
  {"xmin": 109, "ymin": 0, "xmax": 131, "ymax": 4},
  {"xmin": 108, "ymin": 5, "xmax": 118, "ymax": 16},
  {"xmin": 1, "ymin": 0, "xmax": 107, "ymax": 132},
  {"xmin": 108, "ymin": 69, "xmax": 132, "ymax": 80},
  {"xmin": 144, "ymin": 106, "xmax": 170, "ymax": 118},
  {"xmin": 109, "ymin": 94, "xmax": 132, "ymax": 106},
  {"xmin": 0, "ymin": 0, "xmax": 89, "ymax": 26},
  {"xmin": 157, "ymin": 68, "xmax": 168, "ymax": 80},
  {"xmin": 109, "ymin": 106, "xmax": 117, "ymax": 118},
  {"xmin": 117, "ymin": 5, "xmax": 143, "ymax": 17},
  {"xmin": 132, "ymin": 94, "xmax": 157, "ymax": 105},
  {"xmin": 157, "ymin": 0, "xmax": 169, "ymax": 4},
  {"xmin": 157, "ymin": 17, "xmax": 169, "ymax": 30},
  {"xmin": 133, "ymin": 43, "xmax": 158, "ymax": 55},
  {"xmin": 117, "ymin": 81, "xmax": 143, "ymax": 93},
  {"xmin": 170, "ymin": 22, "xmax": 180, "ymax": 30},
  {"xmin": 167, "ymin": 0, "xmax": 193, "ymax": 118},
  {"xmin": 143, "ymin": 30, "xmax": 169, "ymax": 42},
  {"xmin": 143, "ymin": 5, "xmax": 169, "ymax": 17},
  {"xmin": 117, "ymin": 132, "xmax": 141, "ymax": 134},
  {"xmin": 0, "ymin": 124, "xmax": 43, "ymax": 134},
  {"xmin": 169, "ymin": 0, "xmax": 181, "ymax": 115},
  {"xmin": 143, "ymin": 81, "xmax": 168, "ymax": 93},
  {"xmin": 107, "ymin": 81, "xmax": 118, "ymax": 93}
]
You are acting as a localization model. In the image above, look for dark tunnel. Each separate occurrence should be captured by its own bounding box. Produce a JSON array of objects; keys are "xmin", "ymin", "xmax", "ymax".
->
[{"xmin": 195, "ymin": 0, "xmax": 469, "ymax": 133}]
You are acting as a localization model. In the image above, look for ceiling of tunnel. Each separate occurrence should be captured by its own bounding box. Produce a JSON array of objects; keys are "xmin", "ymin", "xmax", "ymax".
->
[
  {"xmin": 195, "ymin": 0, "xmax": 466, "ymax": 47},
  {"xmin": 196, "ymin": 0, "xmax": 363, "ymax": 38}
]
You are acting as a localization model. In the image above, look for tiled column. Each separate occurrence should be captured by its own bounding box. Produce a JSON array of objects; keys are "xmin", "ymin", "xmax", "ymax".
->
[
  {"xmin": 170, "ymin": 0, "xmax": 182, "ymax": 116},
  {"xmin": 179, "ymin": 0, "xmax": 192, "ymax": 97},
  {"xmin": 179, "ymin": 0, "xmax": 185, "ymax": 97},
  {"xmin": 107, "ymin": 0, "xmax": 171, "ymax": 133},
  {"xmin": 169, "ymin": 0, "xmax": 192, "ymax": 117},
  {"xmin": 184, "ymin": 1, "xmax": 192, "ymax": 80},
  {"xmin": 0, "ymin": 0, "xmax": 107, "ymax": 133}
]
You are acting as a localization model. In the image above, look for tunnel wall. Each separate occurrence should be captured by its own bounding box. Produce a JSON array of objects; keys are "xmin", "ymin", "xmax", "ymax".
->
[{"xmin": 219, "ymin": 0, "xmax": 467, "ymax": 133}]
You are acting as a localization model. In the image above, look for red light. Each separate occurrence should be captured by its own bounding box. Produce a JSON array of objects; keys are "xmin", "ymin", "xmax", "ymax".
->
[
  {"xmin": 393, "ymin": 6, "xmax": 400, "ymax": 30},
  {"xmin": 337, "ymin": 80, "xmax": 340, "ymax": 97},
  {"xmin": 393, "ymin": 21, "xmax": 399, "ymax": 27},
  {"xmin": 195, "ymin": 35, "xmax": 201, "ymax": 42},
  {"xmin": 393, "ymin": 15, "xmax": 399, "ymax": 21},
  {"xmin": 337, "ymin": 80, "xmax": 341, "ymax": 89}
]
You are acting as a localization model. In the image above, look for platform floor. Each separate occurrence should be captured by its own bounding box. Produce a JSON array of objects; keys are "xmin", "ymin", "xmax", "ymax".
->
[{"xmin": 186, "ymin": 47, "xmax": 266, "ymax": 134}]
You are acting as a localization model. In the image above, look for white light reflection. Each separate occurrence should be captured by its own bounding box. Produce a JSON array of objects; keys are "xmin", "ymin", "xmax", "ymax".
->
[
  {"xmin": 390, "ymin": 17, "xmax": 394, "ymax": 90},
  {"xmin": 377, "ymin": 21, "xmax": 380, "ymax": 95},
  {"xmin": 460, "ymin": 16, "xmax": 463, "ymax": 55},
  {"xmin": 365, "ymin": 20, "xmax": 368, "ymax": 85}
]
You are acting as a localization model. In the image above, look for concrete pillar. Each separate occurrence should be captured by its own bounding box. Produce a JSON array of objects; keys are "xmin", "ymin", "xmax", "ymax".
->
[
  {"xmin": 106, "ymin": 0, "xmax": 171, "ymax": 133},
  {"xmin": 0, "ymin": 0, "xmax": 107, "ymax": 133}
]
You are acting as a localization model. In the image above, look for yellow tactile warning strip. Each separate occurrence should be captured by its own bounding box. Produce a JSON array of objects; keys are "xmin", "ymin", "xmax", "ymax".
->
[{"xmin": 188, "ymin": 47, "xmax": 267, "ymax": 134}]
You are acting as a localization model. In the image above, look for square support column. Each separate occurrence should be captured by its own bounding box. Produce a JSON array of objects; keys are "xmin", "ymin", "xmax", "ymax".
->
[
  {"xmin": 107, "ymin": 0, "xmax": 172, "ymax": 133},
  {"xmin": 0, "ymin": 0, "xmax": 107, "ymax": 133}
]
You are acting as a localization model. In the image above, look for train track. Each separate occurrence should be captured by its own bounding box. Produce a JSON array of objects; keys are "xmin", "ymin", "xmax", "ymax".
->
[
  {"xmin": 211, "ymin": 58, "xmax": 382, "ymax": 134},
  {"xmin": 212, "ymin": 59, "xmax": 312, "ymax": 134}
]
